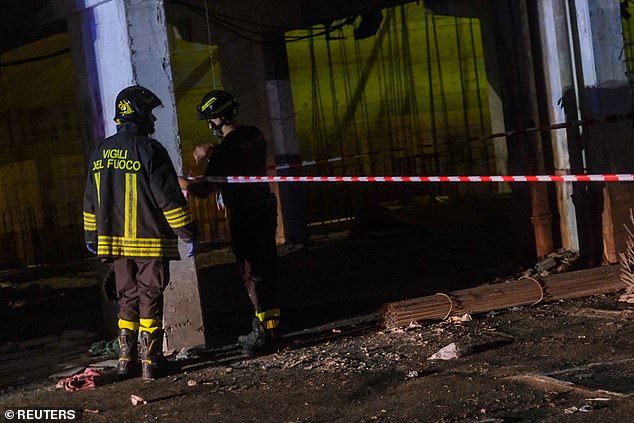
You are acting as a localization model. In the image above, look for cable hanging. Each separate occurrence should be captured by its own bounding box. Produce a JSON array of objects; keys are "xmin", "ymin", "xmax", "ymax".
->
[
  {"xmin": 202, "ymin": 0, "xmax": 217, "ymax": 87},
  {"xmin": 169, "ymin": 0, "xmax": 353, "ymax": 43}
]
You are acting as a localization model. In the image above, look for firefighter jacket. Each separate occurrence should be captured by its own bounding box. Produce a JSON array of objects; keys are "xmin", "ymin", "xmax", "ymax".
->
[{"xmin": 83, "ymin": 123, "xmax": 195, "ymax": 260}]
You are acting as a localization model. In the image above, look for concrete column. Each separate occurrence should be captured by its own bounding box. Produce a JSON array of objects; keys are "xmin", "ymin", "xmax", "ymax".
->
[
  {"xmin": 123, "ymin": 0, "xmax": 183, "ymax": 172},
  {"xmin": 480, "ymin": 0, "xmax": 555, "ymax": 261},
  {"xmin": 67, "ymin": 0, "xmax": 133, "ymax": 163},
  {"xmin": 67, "ymin": 0, "xmax": 205, "ymax": 350},
  {"xmin": 217, "ymin": 34, "xmax": 306, "ymax": 244},
  {"xmin": 262, "ymin": 34, "xmax": 307, "ymax": 244},
  {"xmin": 439, "ymin": 1, "xmax": 511, "ymax": 192},
  {"xmin": 535, "ymin": 0, "xmax": 579, "ymax": 252},
  {"xmin": 570, "ymin": 0, "xmax": 634, "ymax": 263},
  {"xmin": 68, "ymin": 0, "xmax": 183, "ymax": 170},
  {"xmin": 214, "ymin": 36, "xmax": 282, "ymax": 246},
  {"xmin": 514, "ymin": 0, "xmax": 555, "ymax": 260}
]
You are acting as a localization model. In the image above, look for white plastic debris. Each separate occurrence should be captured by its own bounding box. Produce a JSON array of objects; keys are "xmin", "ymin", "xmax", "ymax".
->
[
  {"xmin": 564, "ymin": 404, "xmax": 594, "ymax": 414},
  {"xmin": 130, "ymin": 394, "xmax": 147, "ymax": 406},
  {"xmin": 427, "ymin": 342, "xmax": 461, "ymax": 360},
  {"xmin": 174, "ymin": 346, "xmax": 198, "ymax": 361},
  {"xmin": 460, "ymin": 313, "xmax": 472, "ymax": 322},
  {"xmin": 406, "ymin": 370, "xmax": 419, "ymax": 378}
]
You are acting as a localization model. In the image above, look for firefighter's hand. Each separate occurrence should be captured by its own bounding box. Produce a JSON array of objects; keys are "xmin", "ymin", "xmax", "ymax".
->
[
  {"xmin": 178, "ymin": 176, "xmax": 190, "ymax": 191},
  {"xmin": 193, "ymin": 144, "xmax": 214, "ymax": 164},
  {"xmin": 86, "ymin": 242, "xmax": 97, "ymax": 255}
]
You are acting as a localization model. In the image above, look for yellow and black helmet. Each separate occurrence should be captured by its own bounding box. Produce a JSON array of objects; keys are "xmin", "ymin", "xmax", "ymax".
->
[
  {"xmin": 114, "ymin": 85, "xmax": 162, "ymax": 127},
  {"xmin": 196, "ymin": 90, "xmax": 240, "ymax": 121}
]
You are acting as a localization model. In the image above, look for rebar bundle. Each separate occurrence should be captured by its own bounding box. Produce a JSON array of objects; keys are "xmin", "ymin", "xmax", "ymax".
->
[{"xmin": 383, "ymin": 265, "xmax": 624, "ymax": 329}]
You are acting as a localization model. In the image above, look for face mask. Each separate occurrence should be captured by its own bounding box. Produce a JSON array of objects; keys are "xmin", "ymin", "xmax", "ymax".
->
[{"xmin": 209, "ymin": 119, "xmax": 224, "ymax": 138}]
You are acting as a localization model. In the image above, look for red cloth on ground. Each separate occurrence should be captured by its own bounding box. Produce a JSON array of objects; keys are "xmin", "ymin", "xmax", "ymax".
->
[{"xmin": 56, "ymin": 368, "xmax": 101, "ymax": 392}]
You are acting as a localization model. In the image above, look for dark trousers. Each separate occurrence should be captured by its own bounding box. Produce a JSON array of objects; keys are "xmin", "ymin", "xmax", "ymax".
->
[
  {"xmin": 113, "ymin": 258, "xmax": 170, "ymax": 322},
  {"xmin": 229, "ymin": 197, "xmax": 279, "ymax": 313}
]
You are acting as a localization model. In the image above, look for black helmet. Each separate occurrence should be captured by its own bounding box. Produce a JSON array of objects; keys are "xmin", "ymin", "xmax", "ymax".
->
[
  {"xmin": 114, "ymin": 85, "xmax": 162, "ymax": 132},
  {"xmin": 196, "ymin": 90, "xmax": 240, "ymax": 121}
]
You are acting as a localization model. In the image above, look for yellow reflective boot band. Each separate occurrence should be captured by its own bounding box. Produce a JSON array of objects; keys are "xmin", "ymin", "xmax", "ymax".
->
[
  {"xmin": 263, "ymin": 319, "xmax": 279, "ymax": 329},
  {"xmin": 256, "ymin": 308, "xmax": 280, "ymax": 329},
  {"xmin": 139, "ymin": 318, "xmax": 161, "ymax": 333},
  {"xmin": 256, "ymin": 308, "xmax": 281, "ymax": 322},
  {"xmin": 118, "ymin": 319, "xmax": 139, "ymax": 331}
]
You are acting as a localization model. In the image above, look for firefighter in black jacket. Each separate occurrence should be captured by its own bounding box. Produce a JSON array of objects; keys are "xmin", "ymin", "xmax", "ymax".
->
[
  {"xmin": 179, "ymin": 90, "xmax": 280, "ymax": 356},
  {"xmin": 83, "ymin": 85, "xmax": 196, "ymax": 380}
]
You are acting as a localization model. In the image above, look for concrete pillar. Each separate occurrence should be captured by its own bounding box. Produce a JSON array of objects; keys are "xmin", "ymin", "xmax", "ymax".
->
[
  {"xmin": 215, "ymin": 36, "xmax": 282, "ymax": 246},
  {"xmin": 427, "ymin": 0, "xmax": 511, "ymax": 192},
  {"xmin": 164, "ymin": 239, "xmax": 206, "ymax": 351},
  {"xmin": 479, "ymin": 26, "xmax": 510, "ymax": 190},
  {"xmin": 535, "ymin": 0, "xmax": 580, "ymax": 252},
  {"xmin": 67, "ymin": 0, "xmax": 206, "ymax": 350},
  {"xmin": 217, "ymin": 34, "xmax": 306, "ymax": 244},
  {"xmin": 479, "ymin": 0, "xmax": 555, "ymax": 261},
  {"xmin": 67, "ymin": 0, "xmax": 182, "ymax": 169},
  {"xmin": 569, "ymin": 0, "xmax": 634, "ymax": 263},
  {"xmin": 262, "ymin": 34, "xmax": 307, "ymax": 244},
  {"xmin": 514, "ymin": 0, "xmax": 555, "ymax": 260}
]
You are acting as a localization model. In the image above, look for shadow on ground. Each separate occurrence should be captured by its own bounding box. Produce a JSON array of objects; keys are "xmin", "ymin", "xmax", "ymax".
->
[
  {"xmin": 1, "ymin": 194, "xmax": 527, "ymax": 348},
  {"xmin": 198, "ymin": 220, "xmax": 525, "ymax": 347}
]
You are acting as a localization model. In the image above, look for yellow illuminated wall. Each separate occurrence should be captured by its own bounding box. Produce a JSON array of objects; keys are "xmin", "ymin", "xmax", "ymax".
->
[
  {"xmin": 0, "ymin": 34, "xmax": 83, "ymax": 266},
  {"xmin": 285, "ymin": 4, "xmax": 492, "ymax": 177}
]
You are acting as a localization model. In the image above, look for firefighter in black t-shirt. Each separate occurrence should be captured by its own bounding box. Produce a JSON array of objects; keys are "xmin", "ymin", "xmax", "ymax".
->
[{"xmin": 179, "ymin": 90, "xmax": 280, "ymax": 356}]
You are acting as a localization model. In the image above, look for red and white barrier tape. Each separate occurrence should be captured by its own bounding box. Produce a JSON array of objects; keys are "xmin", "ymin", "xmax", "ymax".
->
[{"xmin": 194, "ymin": 174, "xmax": 634, "ymax": 184}]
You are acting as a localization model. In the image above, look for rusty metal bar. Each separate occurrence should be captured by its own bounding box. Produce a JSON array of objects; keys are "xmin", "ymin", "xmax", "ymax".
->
[{"xmin": 383, "ymin": 265, "xmax": 625, "ymax": 329}]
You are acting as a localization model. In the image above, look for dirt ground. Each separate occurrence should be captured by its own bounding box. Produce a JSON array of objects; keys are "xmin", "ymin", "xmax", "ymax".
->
[
  {"xmin": 3, "ymin": 288, "xmax": 634, "ymax": 422},
  {"xmin": 2, "ymin": 199, "xmax": 634, "ymax": 422}
]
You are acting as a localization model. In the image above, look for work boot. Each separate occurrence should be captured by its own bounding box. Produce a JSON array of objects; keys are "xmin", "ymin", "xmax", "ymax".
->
[
  {"xmin": 139, "ymin": 330, "xmax": 164, "ymax": 381},
  {"xmin": 237, "ymin": 309, "xmax": 281, "ymax": 356},
  {"xmin": 117, "ymin": 328, "xmax": 139, "ymax": 379}
]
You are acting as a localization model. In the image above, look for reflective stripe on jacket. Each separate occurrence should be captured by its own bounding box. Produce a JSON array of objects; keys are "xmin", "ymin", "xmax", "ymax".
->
[{"xmin": 83, "ymin": 123, "xmax": 195, "ymax": 259}]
